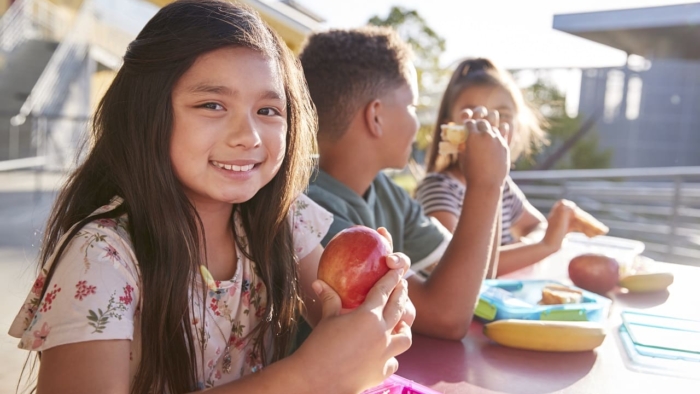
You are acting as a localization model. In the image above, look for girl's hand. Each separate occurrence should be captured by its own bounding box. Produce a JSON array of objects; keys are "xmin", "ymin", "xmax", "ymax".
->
[
  {"xmin": 293, "ymin": 252, "xmax": 414, "ymax": 392},
  {"xmin": 457, "ymin": 106, "xmax": 510, "ymax": 189},
  {"xmin": 542, "ymin": 199, "xmax": 577, "ymax": 252}
]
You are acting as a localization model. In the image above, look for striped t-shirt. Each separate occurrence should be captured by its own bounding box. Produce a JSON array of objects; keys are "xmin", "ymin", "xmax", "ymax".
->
[{"xmin": 415, "ymin": 173, "xmax": 526, "ymax": 245}]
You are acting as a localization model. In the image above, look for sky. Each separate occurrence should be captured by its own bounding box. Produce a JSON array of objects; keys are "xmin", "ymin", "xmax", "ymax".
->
[{"xmin": 295, "ymin": 0, "xmax": 698, "ymax": 70}]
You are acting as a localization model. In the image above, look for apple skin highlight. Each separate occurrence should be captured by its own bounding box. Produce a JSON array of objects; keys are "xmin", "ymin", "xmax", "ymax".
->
[{"xmin": 317, "ymin": 226, "xmax": 392, "ymax": 309}]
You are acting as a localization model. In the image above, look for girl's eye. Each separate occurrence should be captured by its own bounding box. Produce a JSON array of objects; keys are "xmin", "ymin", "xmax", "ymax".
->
[
  {"xmin": 258, "ymin": 107, "xmax": 281, "ymax": 116},
  {"xmin": 199, "ymin": 102, "xmax": 224, "ymax": 111}
]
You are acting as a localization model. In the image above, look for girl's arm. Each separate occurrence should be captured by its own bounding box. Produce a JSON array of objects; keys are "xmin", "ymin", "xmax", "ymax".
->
[
  {"xmin": 38, "ymin": 340, "xmax": 131, "ymax": 394},
  {"xmin": 509, "ymin": 199, "xmax": 546, "ymax": 241},
  {"xmin": 496, "ymin": 200, "xmax": 576, "ymax": 276},
  {"xmin": 38, "ymin": 263, "xmax": 413, "ymax": 394}
]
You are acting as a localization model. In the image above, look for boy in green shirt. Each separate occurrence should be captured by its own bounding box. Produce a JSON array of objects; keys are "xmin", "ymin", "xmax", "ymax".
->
[{"xmin": 300, "ymin": 27, "xmax": 510, "ymax": 340}]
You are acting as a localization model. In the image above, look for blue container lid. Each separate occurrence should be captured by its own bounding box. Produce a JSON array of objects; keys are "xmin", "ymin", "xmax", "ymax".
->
[{"xmin": 476, "ymin": 279, "xmax": 612, "ymax": 322}]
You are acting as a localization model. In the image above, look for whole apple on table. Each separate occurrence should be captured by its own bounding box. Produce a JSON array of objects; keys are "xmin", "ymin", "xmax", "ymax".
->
[
  {"xmin": 317, "ymin": 226, "xmax": 391, "ymax": 309},
  {"xmin": 568, "ymin": 253, "xmax": 620, "ymax": 294}
]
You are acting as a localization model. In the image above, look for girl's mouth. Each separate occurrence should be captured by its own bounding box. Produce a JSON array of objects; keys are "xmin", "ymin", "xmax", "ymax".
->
[{"xmin": 210, "ymin": 160, "xmax": 258, "ymax": 172}]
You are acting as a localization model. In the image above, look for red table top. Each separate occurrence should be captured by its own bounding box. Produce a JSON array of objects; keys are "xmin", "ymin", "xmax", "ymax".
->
[{"xmin": 397, "ymin": 256, "xmax": 700, "ymax": 394}]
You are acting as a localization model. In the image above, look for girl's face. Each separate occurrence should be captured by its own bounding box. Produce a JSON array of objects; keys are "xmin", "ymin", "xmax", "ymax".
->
[
  {"xmin": 450, "ymin": 84, "xmax": 517, "ymax": 146},
  {"xmin": 170, "ymin": 47, "xmax": 287, "ymax": 208}
]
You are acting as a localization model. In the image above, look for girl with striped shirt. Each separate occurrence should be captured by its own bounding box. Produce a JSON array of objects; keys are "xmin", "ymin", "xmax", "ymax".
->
[{"xmin": 417, "ymin": 58, "xmax": 600, "ymax": 276}]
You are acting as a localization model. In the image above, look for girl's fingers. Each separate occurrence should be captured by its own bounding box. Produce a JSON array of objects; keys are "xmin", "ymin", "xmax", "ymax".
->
[
  {"xmin": 360, "ymin": 267, "xmax": 402, "ymax": 312},
  {"xmin": 386, "ymin": 253, "xmax": 410, "ymax": 274},
  {"xmin": 388, "ymin": 322, "xmax": 413, "ymax": 355},
  {"xmin": 383, "ymin": 278, "xmax": 408, "ymax": 327},
  {"xmin": 383, "ymin": 357, "xmax": 400, "ymax": 380},
  {"xmin": 376, "ymin": 227, "xmax": 394, "ymax": 252},
  {"xmin": 313, "ymin": 280, "xmax": 342, "ymax": 319}
]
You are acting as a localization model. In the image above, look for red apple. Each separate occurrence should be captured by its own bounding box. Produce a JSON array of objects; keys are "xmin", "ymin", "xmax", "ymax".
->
[
  {"xmin": 568, "ymin": 253, "xmax": 620, "ymax": 294},
  {"xmin": 317, "ymin": 226, "xmax": 392, "ymax": 309}
]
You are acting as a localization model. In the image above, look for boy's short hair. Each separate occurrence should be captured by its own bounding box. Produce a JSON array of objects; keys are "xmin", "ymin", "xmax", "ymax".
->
[{"xmin": 299, "ymin": 26, "xmax": 413, "ymax": 141}]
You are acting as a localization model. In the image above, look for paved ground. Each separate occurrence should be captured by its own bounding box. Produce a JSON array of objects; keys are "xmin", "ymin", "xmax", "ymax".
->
[{"xmin": 0, "ymin": 170, "xmax": 65, "ymax": 393}]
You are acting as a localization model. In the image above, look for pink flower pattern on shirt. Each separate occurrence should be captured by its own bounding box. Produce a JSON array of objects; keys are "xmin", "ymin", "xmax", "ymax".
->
[
  {"xmin": 75, "ymin": 280, "xmax": 97, "ymax": 301},
  {"xmin": 31, "ymin": 322, "xmax": 50, "ymax": 350}
]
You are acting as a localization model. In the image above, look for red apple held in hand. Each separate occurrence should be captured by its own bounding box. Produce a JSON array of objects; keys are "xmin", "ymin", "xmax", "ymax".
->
[
  {"xmin": 568, "ymin": 253, "xmax": 620, "ymax": 294},
  {"xmin": 317, "ymin": 226, "xmax": 392, "ymax": 309}
]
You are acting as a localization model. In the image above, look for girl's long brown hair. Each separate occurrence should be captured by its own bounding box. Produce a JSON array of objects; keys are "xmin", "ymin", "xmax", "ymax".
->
[
  {"xmin": 30, "ymin": 1, "xmax": 316, "ymax": 392},
  {"xmin": 425, "ymin": 58, "xmax": 547, "ymax": 173}
]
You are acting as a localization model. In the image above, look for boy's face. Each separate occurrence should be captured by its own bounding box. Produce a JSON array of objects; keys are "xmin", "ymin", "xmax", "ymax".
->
[{"xmin": 378, "ymin": 63, "xmax": 420, "ymax": 169}]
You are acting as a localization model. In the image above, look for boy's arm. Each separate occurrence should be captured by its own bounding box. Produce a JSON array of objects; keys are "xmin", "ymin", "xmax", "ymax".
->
[
  {"xmin": 408, "ymin": 109, "xmax": 509, "ymax": 341},
  {"xmin": 407, "ymin": 184, "xmax": 503, "ymax": 340}
]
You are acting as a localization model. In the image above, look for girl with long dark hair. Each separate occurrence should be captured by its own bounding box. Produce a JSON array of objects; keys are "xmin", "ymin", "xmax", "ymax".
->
[{"xmin": 9, "ymin": 1, "xmax": 414, "ymax": 392}]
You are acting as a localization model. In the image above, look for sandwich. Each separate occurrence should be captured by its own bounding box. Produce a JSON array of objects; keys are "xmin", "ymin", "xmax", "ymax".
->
[{"xmin": 540, "ymin": 284, "xmax": 583, "ymax": 305}]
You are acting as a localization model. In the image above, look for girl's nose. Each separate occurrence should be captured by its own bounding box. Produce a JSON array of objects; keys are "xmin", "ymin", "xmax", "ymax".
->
[{"xmin": 226, "ymin": 115, "xmax": 262, "ymax": 149}]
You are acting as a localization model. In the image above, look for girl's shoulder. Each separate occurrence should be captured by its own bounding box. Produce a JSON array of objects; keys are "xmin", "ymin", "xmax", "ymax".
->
[
  {"xmin": 8, "ymin": 197, "xmax": 141, "ymax": 352},
  {"xmin": 288, "ymin": 193, "xmax": 333, "ymax": 260}
]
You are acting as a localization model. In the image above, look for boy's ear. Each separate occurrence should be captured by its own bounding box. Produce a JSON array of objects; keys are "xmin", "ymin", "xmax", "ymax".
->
[{"xmin": 364, "ymin": 99, "xmax": 383, "ymax": 138}]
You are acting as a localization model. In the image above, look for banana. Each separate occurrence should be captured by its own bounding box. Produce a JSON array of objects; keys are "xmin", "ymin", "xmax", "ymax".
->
[
  {"xmin": 483, "ymin": 319, "xmax": 606, "ymax": 352},
  {"xmin": 619, "ymin": 272, "xmax": 674, "ymax": 293}
]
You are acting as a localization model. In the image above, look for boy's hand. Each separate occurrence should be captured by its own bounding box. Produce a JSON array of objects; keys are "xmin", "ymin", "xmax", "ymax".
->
[{"xmin": 457, "ymin": 106, "xmax": 510, "ymax": 188}]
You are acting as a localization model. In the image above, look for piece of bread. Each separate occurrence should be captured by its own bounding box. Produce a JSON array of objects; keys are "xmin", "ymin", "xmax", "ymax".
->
[
  {"xmin": 571, "ymin": 207, "xmax": 609, "ymax": 238},
  {"xmin": 541, "ymin": 284, "xmax": 583, "ymax": 305},
  {"xmin": 438, "ymin": 123, "xmax": 468, "ymax": 162},
  {"xmin": 440, "ymin": 122, "xmax": 468, "ymax": 145}
]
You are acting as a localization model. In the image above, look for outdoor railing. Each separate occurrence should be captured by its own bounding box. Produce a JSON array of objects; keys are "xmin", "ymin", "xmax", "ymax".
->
[{"xmin": 511, "ymin": 167, "xmax": 700, "ymax": 266}]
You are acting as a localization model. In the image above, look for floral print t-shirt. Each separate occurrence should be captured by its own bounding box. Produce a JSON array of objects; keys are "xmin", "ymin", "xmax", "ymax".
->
[{"xmin": 9, "ymin": 194, "xmax": 333, "ymax": 390}]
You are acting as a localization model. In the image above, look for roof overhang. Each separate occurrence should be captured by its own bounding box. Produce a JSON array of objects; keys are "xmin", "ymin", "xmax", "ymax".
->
[
  {"xmin": 146, "ymin": 0, "xmax": 323, "ymax": 53},
  {"xmin": 553, "ymin": 3, "xmax": 700, "ymax": 59}
]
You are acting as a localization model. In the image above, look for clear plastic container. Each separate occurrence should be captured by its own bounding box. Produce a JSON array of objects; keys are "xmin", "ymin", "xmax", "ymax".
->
[
  {"xmin": 564, "ymin": 233, "xmax": 645, "ymax": 266},
  {"xmin": 618, "ymin": 310, "xmax": 700, "ymax": 380}
]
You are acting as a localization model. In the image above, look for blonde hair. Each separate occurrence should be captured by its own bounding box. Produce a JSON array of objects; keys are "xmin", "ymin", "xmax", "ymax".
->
[{"xmin": 426, "ymin": 58, "xmax": 547, "ymax": 173}]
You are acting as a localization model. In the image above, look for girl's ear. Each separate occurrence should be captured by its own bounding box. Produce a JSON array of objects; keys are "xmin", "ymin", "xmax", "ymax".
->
[{"xmin": 364, "ymin": 99, "xmax": 383, "ymax": 138}]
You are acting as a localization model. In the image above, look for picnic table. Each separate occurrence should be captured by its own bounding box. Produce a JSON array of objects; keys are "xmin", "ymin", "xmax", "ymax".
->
[{"xmin": 397, "ymin": 251, "xmax": 699, "ymax": 394}]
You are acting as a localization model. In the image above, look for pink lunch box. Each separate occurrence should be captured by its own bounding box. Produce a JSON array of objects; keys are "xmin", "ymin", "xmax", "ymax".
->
[{"xmin": 361, "ymin": 374, "xmax": 441, "ymax": 394}]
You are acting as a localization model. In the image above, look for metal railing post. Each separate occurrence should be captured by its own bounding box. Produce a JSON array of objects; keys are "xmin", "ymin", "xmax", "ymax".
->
[
  {"xmin": 668, "ymin": 176, "xmax": 682, "ymax": 256},
  {"xmin": 9, "ymin": 123, "xmax": 19, "ymax": 159}
]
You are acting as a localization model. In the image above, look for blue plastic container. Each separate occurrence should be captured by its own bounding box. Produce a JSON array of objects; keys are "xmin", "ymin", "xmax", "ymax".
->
[{"xmin": 475, "ymin": 279, "xmax": 612, "ymax": 322}]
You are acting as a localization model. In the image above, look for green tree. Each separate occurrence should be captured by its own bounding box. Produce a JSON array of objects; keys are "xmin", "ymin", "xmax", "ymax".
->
[
  {"xmin": 514, "ymin": 77, "xmax": 612, "ymax": 170},
  {"xmin": 368, "ymin": 6, "xmax": 446, "ymax": 91}
]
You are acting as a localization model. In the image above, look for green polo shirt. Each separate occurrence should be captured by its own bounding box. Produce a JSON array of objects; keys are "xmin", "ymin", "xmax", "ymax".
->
[
  {"xmin": 306, "ymin": 170, "xmax": 448, "ymax": 266},
  {"xmin": 293, "ymin": 170, "xmax": 450, "ymax": 351}
]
